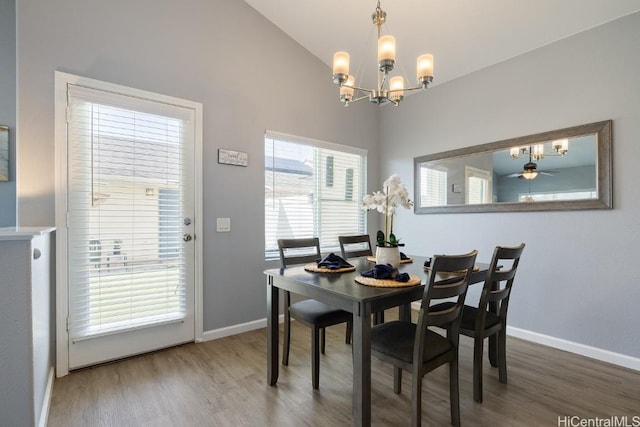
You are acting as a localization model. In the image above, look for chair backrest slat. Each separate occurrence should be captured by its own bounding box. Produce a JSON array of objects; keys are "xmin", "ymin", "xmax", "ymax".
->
[
  {"xmin": 427, "ymin": 302, "xmax": 464, "ymax": 327},
  {"xmin": 419, "ymin": 250, "xmax": 478, "ymax": 328},
  {"xmin": 338, "ymin": 234, "xmax": 373, "ymax": 259},
  {"xmin": 278, "ymin": 238, "xmax": 321, "ymax": 268},
  {"xmin": 487, "ymin": 286, "xmax": 510, "ymax": 302},
  {"xmin": 478, "ymin": 243, "xmax": 526, "ymax": 319}
]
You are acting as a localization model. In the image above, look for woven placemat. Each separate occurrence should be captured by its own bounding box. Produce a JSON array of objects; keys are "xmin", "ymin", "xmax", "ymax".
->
[
  {"xmin": 354, "ymin": 274, "xmax": 421, "ymax": 288},
  {"xmin": 366, "ymin": 256, "xmax": 413, "ymax": 264},
  {"xmin": 304, "ymin": 263, "xmax": 356, "ymax": 273}
]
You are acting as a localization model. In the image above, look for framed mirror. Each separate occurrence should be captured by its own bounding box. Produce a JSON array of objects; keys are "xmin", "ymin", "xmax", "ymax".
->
[{"xmin": 414, "ymin": 120, "xmax": 612, "ymax": 213}]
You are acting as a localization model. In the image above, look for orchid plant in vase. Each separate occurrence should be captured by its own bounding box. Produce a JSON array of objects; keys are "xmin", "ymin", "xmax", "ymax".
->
[{"xmin": 362, "ymin": 174, "xmax": 413, "ymax": 248}]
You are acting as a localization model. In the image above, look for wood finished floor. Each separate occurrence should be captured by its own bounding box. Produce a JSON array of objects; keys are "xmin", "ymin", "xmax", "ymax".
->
[{"xmin": 49, "ymin": 312, "xmax": 640, "ymax": 426}]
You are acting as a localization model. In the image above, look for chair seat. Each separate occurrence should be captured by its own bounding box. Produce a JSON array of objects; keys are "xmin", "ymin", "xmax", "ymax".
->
[
  {"xmin": 289, "ymin": 299, "xmax": 352, "ymax": 327},
  {"xmin": 371, "ymin": 321, "xmax": 452, "ymax": 364},
  {"xmin": 460, "ymin": 305, "xmax": 501, "ymax": 331},
  {"xmin": 431, "ymin": 302, "xmax": 501, "ymax": 332}
]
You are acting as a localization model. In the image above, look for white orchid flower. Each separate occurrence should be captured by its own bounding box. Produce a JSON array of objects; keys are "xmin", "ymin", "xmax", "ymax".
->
[{"xmin": 362, "ymin": 175, "xmax": 414, "ymax": 247}]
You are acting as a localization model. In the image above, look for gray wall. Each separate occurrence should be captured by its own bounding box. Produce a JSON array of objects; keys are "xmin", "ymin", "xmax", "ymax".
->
[
  {"xmin": 14, "ymin": 0, "xmax": 639, "ymax": 370},
  {"xmin": 0, "ymin": 0, "xmax": 16, "ymax": 226},
  {"xmin": 15, "ymin": 0, "xmax": 379, "ymax": 333},
  {"xmin": 380, "ymin": 11, "xmax": 640, "ymax": 358}
]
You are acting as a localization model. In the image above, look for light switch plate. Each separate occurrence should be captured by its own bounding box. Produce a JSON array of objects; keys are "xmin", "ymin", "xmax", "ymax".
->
[{"xmin": 216, "ymin": 217, "xmax": 231, "ymax": 232}]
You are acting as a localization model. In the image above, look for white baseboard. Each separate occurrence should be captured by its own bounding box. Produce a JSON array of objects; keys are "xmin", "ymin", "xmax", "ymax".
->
[
  {"xmin": 391, "ymin": 303, "xmax": 639, "ymax": 372},
  {"xmin": 507, "ymin": 326, "xmax": 640, "ymax": 372},
  {"xmin": 39, "ymin": 367, "xmax": 54, "ymax": 427},
  {"xmin": 201, "ymin": 313, "xmax": 640, "ymax": 372},
  {"xmin": 202, "ymin": 314, "xmax": 284, "ymax": 342}
]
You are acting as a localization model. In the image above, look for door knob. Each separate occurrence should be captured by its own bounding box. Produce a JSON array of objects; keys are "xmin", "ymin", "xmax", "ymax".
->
[{"xmin": 183, "ymin": 234, "xmax": 193, "ymax": 242}]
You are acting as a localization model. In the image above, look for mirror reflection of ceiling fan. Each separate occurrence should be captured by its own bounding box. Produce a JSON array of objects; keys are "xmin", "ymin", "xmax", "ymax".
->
[
  {"xmin": 507, "ymin": 156, "xmax": 557, "ymax": 180},
  {"xmin": 507, "ymin": 141, "xmax": 566, "ymax": 180}
]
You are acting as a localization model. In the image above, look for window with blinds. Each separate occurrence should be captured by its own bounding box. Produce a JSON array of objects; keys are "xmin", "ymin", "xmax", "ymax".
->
[
  {"xmin": 465, "ymin": 166, "xmax": 492, "ymax": 204},
  {"xmin": 265, "ymin": 132, "xmax": 367, "ymax": 258},
  {"xmin": 66, "ymin": 84, "xmax": 193, "ymax": 341},
  {"xmin": 419, "ymin": 166, "xmax": 447, "ymax": 207}
]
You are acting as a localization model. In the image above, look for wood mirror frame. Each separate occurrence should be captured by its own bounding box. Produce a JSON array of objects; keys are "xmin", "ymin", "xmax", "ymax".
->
[{"xmin": 413, "ymin": 120, "xmax": 612, "ymax": 213}]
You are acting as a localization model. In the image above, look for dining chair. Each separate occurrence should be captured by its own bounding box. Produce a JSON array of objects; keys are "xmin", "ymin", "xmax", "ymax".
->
[
  {"xmin": 371, "ymin": 250, "xmax": 478, "ymax": 427},
  {"xmin": 432, "ymin": 243, "xmax": 525, "ymax": 403},
  {"xmin": 338, "ymin": 234, "xmax": 373, "ymax": 259},
  {"xmin": 338, "ymin": 234, "xmax": 385, "ymax": 325},
  {"xmin": 277, "ymin": 238, "xmax": 353, "ymax": 389},
  {"xmin": 338, "ymin": 234, "xmax": 389, "ymax": 325}
]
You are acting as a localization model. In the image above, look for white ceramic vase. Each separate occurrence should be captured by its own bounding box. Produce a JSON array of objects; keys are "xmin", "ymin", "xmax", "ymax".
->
[{"xmin": 375, "ymin": 246, "xmax": 401, "ymax": 269}]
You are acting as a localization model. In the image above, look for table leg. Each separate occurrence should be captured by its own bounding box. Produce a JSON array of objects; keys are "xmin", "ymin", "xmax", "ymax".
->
[
  {"xmin": 352, "ymin": 302, "xmax": 371, "ymax": 427},
  {"xmin": 398, "ymin": 303, "xmax": 411, "ymax": 322},
  {"xmin": 267, "ymin": 277, "xmax": 279, "ymax": 386}
]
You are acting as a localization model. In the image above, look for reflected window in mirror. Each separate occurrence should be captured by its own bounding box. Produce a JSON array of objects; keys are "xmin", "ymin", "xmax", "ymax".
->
[
  {"xmin": 465, "ymin": 166, "xmax": 492, "ymax": 204},
  {"xmin": 419, "ymin": 165, "xmax": 447, "ymax": 207}
]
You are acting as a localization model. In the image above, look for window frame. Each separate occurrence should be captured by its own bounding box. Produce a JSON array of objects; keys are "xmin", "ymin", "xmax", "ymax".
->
[{"xmin": 264, "ymin": 131, "xmax": 367, "ymax": 260}]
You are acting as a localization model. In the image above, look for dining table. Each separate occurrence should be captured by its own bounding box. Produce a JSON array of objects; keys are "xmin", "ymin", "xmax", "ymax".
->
[{"xmin": 265, "ymin": 254, "xmax": 492, "ymax": 427}]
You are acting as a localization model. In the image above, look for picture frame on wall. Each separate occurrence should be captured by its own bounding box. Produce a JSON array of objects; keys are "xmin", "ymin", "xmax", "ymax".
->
[
  {"xmin": 218, "ymin": 148, "xmax": 248, "ymax": 167},
  {"xmin": 0, "ymin": 126, "xmax": 8, "ymax": 181}
]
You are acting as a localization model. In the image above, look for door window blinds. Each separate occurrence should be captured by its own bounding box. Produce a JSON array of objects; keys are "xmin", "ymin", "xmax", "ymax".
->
[
  {"xmin": 265, "ymin": 132, "xmax": 367, "ymax": 258},
  {"xmin": 66, "ymin": 84, "xmax": 193, "ymax": 341}
]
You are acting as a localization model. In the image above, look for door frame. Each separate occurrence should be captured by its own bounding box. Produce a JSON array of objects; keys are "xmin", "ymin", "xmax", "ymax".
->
[{"xmin": 53, "ymin": 71, "xmax": 204, "ymax": 377}]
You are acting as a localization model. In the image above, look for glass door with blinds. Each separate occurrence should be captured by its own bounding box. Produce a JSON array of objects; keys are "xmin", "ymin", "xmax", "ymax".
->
[{"xmin": 56, "ymin": 73, "xmax": 201, "ymax": 370}]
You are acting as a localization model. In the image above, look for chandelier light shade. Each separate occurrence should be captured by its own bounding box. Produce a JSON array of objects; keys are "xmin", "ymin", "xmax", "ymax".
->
[
  {"xmin": 532, "ymin": 144, "xmax": 545, "ymax": 161},
  {"xmin": 417, "ymin": 54, "xmax": 434, "ymax": 85},
  {"xmin": 340, "ymin": 76, "xmax": 356, "ymax": 100},
  {"xmin": 332, "ymin": 0, "xmax": 434, "ymax": 106},
  {"xmin": 332, "ymin": 52, "xmax": 350, "ymax": 78},
  {"xmin": 510, "ymin": 140, "xmax": 570, "ymax": 160},
  {"xmin": 553, "ymin": 138, "xmax": 569, "ymax": 155}
]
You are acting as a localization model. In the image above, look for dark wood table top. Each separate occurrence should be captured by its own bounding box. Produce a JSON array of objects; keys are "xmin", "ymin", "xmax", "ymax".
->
[{"xmin": 264, "ymin": 255, "xmax": 490, "ymax": 311}]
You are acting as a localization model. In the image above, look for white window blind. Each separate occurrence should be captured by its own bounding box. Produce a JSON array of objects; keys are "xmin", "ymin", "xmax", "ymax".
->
[
  {"xmin": 419, "ymin": 166, "xmax": 447, "ymax": 207},
  {"xmin": 265, "ymin": 132, "xmax": 367, "ymax": 258},
  {"xmin": 66, "ymin": 84, "xmax": 193, "ymax": 341},
  {"xmin": 465, "ymin": 166, "xmax": 492, "ymax": 204}
]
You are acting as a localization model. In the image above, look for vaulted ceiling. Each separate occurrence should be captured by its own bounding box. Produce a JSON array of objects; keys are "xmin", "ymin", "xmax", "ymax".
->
[{"xmin": 244, "ymin": 0, "xmax": 640, "ymax": 88}]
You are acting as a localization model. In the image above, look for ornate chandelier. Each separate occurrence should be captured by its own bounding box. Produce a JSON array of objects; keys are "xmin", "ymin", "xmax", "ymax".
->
[{"xmin": 331, "ymin": 0, "xmax": 434, "ymax": 106}]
